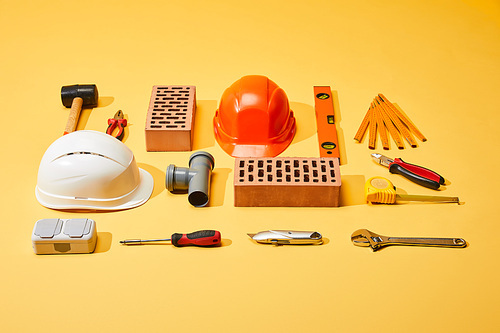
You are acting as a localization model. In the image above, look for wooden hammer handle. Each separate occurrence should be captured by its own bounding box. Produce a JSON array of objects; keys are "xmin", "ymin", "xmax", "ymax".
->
[{"xmin": 63, "ymin": 97, "xmax": 83, "ymax": 135}]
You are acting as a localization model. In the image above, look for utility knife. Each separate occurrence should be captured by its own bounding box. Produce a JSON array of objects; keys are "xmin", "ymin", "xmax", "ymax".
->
[{"xmin": 247, "ymin": 230, "xmax": 323, "ymax": 245}]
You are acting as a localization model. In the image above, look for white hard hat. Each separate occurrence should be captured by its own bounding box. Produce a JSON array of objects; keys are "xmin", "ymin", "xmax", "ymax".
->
[{"xmin": 35, "ymin": 130, "xmax": 154, "ymax": 210}]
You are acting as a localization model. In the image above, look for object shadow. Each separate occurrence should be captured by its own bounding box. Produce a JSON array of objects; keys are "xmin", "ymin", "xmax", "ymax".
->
[
  {"xmin": 208, "ymin": 167, "xmax": 232, "ymax": 207},
  {"xmin": 331, "ymin": 90, "xmax": 347, "ymax": 165},
  {"xmin": 94, "ymin": 232, "xmax": 112, "ymax": 253},
  {"xmin": 289, "ymin": 102, "xmax": 317, "ymax": 145},
  {"xmin": 193, "ymin": 100, "xmax": 217, "ymax": 150},
  {"xmin": 339, "ymin": 175, "xmax": 366, "ymax": 206},
  {"xmin": 137, "ymin": 163, "xmax": 165, "ymax": 199}
]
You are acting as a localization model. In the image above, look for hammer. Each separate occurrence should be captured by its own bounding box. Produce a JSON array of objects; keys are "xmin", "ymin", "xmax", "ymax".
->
[{"xmin": 61, "ymin": 84, "xmax": 99, "ymax": 135}]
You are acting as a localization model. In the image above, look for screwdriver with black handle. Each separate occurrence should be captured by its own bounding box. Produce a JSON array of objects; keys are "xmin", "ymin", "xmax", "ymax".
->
[{"xmin": 120, "ymin": 230, "xmax": 221, "ymax": 247}]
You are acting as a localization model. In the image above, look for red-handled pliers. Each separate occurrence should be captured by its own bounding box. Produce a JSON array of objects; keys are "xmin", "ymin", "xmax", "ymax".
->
[
  {"xmin": 106, "ymin": 110, "xmax": 127, "ymax": 141},
  {"xmin": 371, "ymin": 153, "xmax": 445, "ymax": 190}
]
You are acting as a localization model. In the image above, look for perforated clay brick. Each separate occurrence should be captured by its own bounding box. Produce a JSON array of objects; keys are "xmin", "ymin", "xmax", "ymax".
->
[
  {"xmin": 234, "ymin": 157, "xmax": 341, "ymax": 207},
  {"xmin": 145, "ymin": 85, "xmax": 196, "ymax": 151}
]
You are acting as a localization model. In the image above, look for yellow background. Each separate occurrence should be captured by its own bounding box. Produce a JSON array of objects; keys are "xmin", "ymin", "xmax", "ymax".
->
[{"xmin": 1, "ymin": 0, "xmax": 499, "ymax": 331}]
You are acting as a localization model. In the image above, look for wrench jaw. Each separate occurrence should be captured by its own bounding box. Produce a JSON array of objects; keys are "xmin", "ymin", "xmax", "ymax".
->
[{"xmin": 351, "ymin": 229, "xmax": 386, "ymax": 251}]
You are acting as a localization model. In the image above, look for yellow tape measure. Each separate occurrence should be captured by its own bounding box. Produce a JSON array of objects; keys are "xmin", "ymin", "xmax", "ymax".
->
[{"xmin": 365, "ymin": 177, "xmax": 460, "ymax": 204}]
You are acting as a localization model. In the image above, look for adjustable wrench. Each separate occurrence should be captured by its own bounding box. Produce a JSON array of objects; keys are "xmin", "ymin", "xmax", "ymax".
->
[{"xmin": 351, "ymin": 229, "xmax": 467, "ymax": 251}]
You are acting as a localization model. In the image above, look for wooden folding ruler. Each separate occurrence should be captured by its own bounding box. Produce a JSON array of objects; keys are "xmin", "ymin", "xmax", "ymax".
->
[
  {"xmin": 354, "ymin": 94, "xmax": 426, "ymax": 150},
  {"xmin": 314, "ymin": 86, "xmax": 340, "ymax": 159}
]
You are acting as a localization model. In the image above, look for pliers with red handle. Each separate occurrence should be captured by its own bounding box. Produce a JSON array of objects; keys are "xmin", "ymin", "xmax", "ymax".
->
[
  {"xmin": 106, "ymin": 110, "xmax": 127, "ymax": 141},
  {"xmin": 371, "ymin": 153, "xmax": 445, "ymax": 190}
]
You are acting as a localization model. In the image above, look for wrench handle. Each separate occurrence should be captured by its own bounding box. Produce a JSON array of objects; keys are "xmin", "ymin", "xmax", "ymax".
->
[{"xmin": 387, "ymin": 237, "xmax": 466, "ymax": 248}]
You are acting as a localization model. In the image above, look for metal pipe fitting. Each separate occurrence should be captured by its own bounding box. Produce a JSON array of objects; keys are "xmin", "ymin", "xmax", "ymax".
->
[{"xmin": 165, "ymin": 151, "xmax": 215, "ymax": 207}]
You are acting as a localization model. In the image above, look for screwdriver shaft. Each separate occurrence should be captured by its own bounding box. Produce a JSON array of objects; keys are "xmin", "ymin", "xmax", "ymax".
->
[{"xmin": 120, "ymin": 239, "xmax": 171, "ymax": 245}]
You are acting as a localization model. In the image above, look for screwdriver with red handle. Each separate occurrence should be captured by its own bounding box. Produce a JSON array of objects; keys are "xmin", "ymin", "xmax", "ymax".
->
[{"xmin": 120, "ymin": 230, "xmax": 221, "ymax": 247}]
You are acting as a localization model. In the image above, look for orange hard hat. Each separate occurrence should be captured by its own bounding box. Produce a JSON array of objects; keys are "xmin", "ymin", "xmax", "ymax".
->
[{"xmin": 213, "ymin": 75, "xmax": 296, "ymax": 157}]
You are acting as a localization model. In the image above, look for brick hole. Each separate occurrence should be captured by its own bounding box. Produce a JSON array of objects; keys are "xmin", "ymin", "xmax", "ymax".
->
[
  {"xmin": 152, "ymin": 116, "xmax": 163, "ymax": 120},
  {"xmin": 294, "ymin": 160, "xmax": 299, "ymax": 167},
  {"xmin": 322, "ymin": 175, "xmax": 327, "ymax": 182},
  {"xmin": 304, "ymin": 175, "xmax": 310, "ymax": 182},
  {"xmin": 258, "ymin": 179, "xmax": 263, "ymax": 182},
  {"xmin": 258, "ymin": 161, "xmax": 263, "ymax": 168},
  {"xmin": 258, "ymin": 170, "xmax": 264, "ymax": 177},
  {"xmin": 313, "ymin": 170, "xmax": 318, "ymax": 177},
  {"xmin": 277, "ymin": 179, "xmax": 282, "ymax": 182},
  {"xmin": 294, "ymin": 170, "xmax": 300, "ymax": 177},
  {"xmin": 267, "ymin": 160, "xmax": 272, "ymax": 163},
  {"xmin": 248, "ymin": 175, "xmax": 254, "ymax": 182},
  {"xmin": 174, "ymin": 121, "xmax": 185, "ymax": 124},
  {"xmin": 284, "ymin": 160, "xmax": 290, "ymax": 164},
  {"xmin": 166, "ymin": 125, "xmax": 177, "ymax": 128},
  {"xmin": 159, "ymin": 121, "xmax": 169, "ymax": 124},
  {"xmin": 303, "ymin": 165, "xmax": 309, "ymax": 172},
  {"xmin": 239, "ymin": 160, "xmax": 244, "ymax": 167},
  {"xmin": 277, "ymin": 170, "xmax": 282, "ymax": 177},
  {"xmin": 166, "ymin": 116, "xmax": 179, "ymax": 119},
  {"xmin": 329, "ymin": 160, "xmax": 334, "ymax": 168},
  {"xmin": 239, "ymin": 170, "xmax": 244, "ymax": 177},
  {"xmin": 248, "ymin": 165, "xmax": 254, "ymax": 172},
  {"xmin": 151, "ymin": 125, "xmax": 161, "ymax": 128},
  {"xmin": 276, "ymin": 161, "xmax": 282, "ymax": 167},
  {"xmin": 285, "ymin": 165, "xmax": 291, "ymax": 173},
  {"xmin": 267, "ymin": 165, "xmax": 272, "ymax": 172},
  {"xmin": 321, "ymin": 165, "xmax": 326, "ymax": 172},
  {"xmin": 171, "ymin": 87, "xmax": 183, "ymax": 89},
  {"xmin": 268, "ymin": 175, "xmax": 273, "ymax": 181},
  {"xmin": 248, "ymin": 160, "xmax": 254, "ymax": 163},
  {"xmin": 286, "ymin": 175, "xmax": 291, "ymax": 182},
  {"xmin": 321, "ymin": 160, "xmax": 326, "ymax": 163},
  {"xmin": 330, "ymin": 170, "xmax": 335, "ymax": 178},
  {"xmin": 313, "ymin": 179, "xmax": 319, "ymax": 183},
  {"xmin": 312, "ymin": 161, "xmax": 317, "ymax": 167}
]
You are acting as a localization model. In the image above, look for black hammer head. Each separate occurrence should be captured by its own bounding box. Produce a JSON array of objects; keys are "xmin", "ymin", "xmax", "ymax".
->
[{"xmin": 61, "ymin": 84, "xmax": 98, "ymax": 108}]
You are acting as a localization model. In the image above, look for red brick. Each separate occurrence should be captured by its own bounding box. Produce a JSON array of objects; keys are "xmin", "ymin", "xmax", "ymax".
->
[
  {"xmin": 145, "ymin": 85, "xmax": 196, "ymax": 151},
  {"xmin": 234, "ymin": 157, "xmax": 341, "ymax": 207}
]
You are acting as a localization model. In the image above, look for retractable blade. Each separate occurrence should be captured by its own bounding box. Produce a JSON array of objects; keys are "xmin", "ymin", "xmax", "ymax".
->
[{"xmin": 248, "ymin": 230, "xmax": 323, "ymax": 245}]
